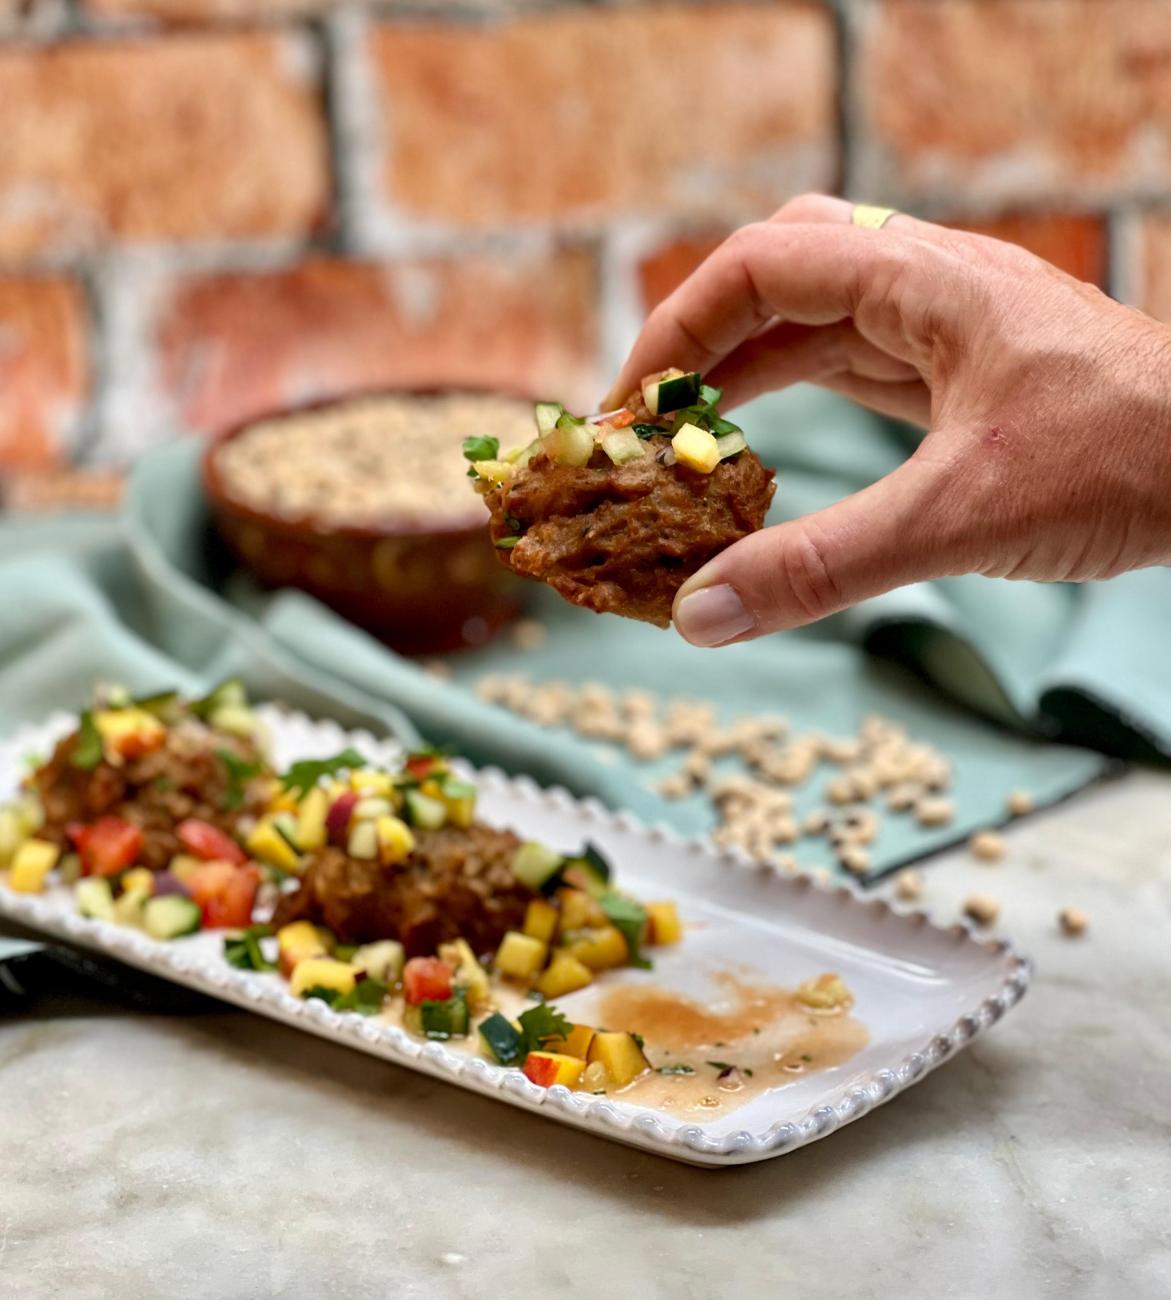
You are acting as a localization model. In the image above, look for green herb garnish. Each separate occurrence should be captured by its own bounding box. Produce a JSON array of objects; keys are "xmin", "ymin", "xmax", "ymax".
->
[
  {"xmin": 191, "ymin": 677, "xmax": 246, "ymax": 719},
  {"xmin": 479, "ymin": 1012, "xmax": 523, "ymax": 1065},
  {"xmin": 333, "ymin": 978, "xmax": 389, "ymax": 1016},
  {"xmin": 516, "ymin": 1002, "xmax": 572, "ymax": 1058},
  {"xmin": 70, "ymin": 711, "xmax": 104, "ymax": 771},
  {"xmin": 495, "ymin": 537, "xmax": 521, "ymax": 550},
  {"xmin": 281, "ymin": 747, "xmax": 365, "ymax": 798},
  {"xmin": 706, "ymin": 1060, "xmax": 734, "ymax": 1072},
  {"xmin": 599, "ymin": 890, "xmax": 652, "ymax": 970},
  {"xmin": 462, "ymin": 435, "xmax": 500, "ymax": 463},
  {"xmin": 800, "ymin": 1053, "xmax": 813, "ymax": 1063},
  {"xmin": 224, "ymin": 925, "xmax": 276, "ymax": 972},
  {"xmin": 657, "ymin": 1063, "xmax": 695, "ymax": 1075},
  {"xmin": 632, "ymin": 423, "xmax": 663, "ymax": 439},
  {"xmin": 218, "ymin": 748, "xmax": 261, "ymax": 810}
]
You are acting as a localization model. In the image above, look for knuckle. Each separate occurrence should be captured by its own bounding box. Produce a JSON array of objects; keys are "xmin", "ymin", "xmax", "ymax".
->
[{"xmin": 773, "ymin": 526, "xmax": 844, "ymax": 623}]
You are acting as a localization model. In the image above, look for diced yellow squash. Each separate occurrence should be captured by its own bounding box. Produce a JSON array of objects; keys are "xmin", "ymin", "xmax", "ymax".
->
[
  {"xmin": 121, "ymin": 867, "xmax": 155, "ymax": 897},
  {"xmin": 523, "ymin": 898, "xmax": 559, "ymax": 944},
  {"xmin": 0, "ymin": 808, "xmax": 23, "ymax": 868},
  {"xmin": 565, "ymin": 925, "xmax": 628, "ymax": 972},
  {"xmin": 587, "ymin": 1031, "xmax": 650, "ymax": 1088},
  {"xmin": 376, "ymin": 815, "xmax": 415, "ymax": 866},
  {"xmin": 277, "ymin": 920, "xmax": 331, "ymax": 977},
  {"xmin": 472, "ymin": 459, "xmax": 514, "ymax": 485},
  {"xmin": 494, "ymin": 930, "xmax": 548, "ymax": 980},
  {"xmin": 352, "ymin": 939, "xmax": 405, "ymax": 984},
  {"xmin": 796, "ymin": 972, "xmax": 853, "ymax": 1010},
  {"xmin": 671, "ymin": 422, "xmax": 720, "ymax": 474},
  {"xmin": 524, "ymin": 1051, "xmax": 586, "ymax": 1089},
  {"xmin": 293, "ymin": 786, "xmax": 329, "ymax": 851},
  {"xmin": 439, "ymin": 937, "xmax": 491, "ymax": 1010},
  {"xmin": 351, "ymin": 770, "xmax": 394, "ymax": 797},
  {"xmin": 556, "ymin": 888, "xmax": 594, "ymax": 934},
  {"xmin": 440, "ymin": 790, "xmax": 476, "ymax": 830},
  {"xmin": 246, "ymin": 817, "xmax": 301, "ymax": 872},
  {"xmin": 168, "ymin": 854, "xmax": 204, "ymax": 886},
  {"xmin": 536, "ymin": 952, "xmax": 595, "ymax": 1000},
  {"xmin": 94, "ymin": 708, "xmax": 166, "ymax": 757},
  {"xmin": 645, "ymin": 900, "xmax": 683, "ymax": 945},
  {"xmin": 290, "ymin": 957, "xmax": 357, "ymax": 1000},
  {"xmin": 7, "ymin": 837, "xmax": 60, "ymax": 893},
  {"xmin": 267, "ymin": 788, "xmax": 300, "ymax": 816},
  {"xmin": 14, "ymin": 797, "xmax": 44, "ymax": 837},
  {"xmin": 546, "ymin": 1023, "xmax": 596, "ymax": 1060},
  {"xmin": 113, "ymin": 886, "xmax": 150, "ymax": 929}
]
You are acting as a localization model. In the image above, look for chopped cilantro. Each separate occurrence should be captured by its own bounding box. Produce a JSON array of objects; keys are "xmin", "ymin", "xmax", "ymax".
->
[
  {"xmin": 631, "ymin": 1032, "xmax": 646, "ymax": 1051},
  {"xmin": 494, "ymin": 537, "xmax": 520, "ymax": 550},
  {"xmin": 632, "ymin": 423, "xmax": 663, "ymax": 439},
  {"xmin": 153, "ymin": 776, "xmax": 174, "ymax": 793},
  {"xmin": 599, "ymin": 890, "xmax": 652, "ymax": 970},
  {"xmin": 462, "ymin": 435, "xmax": 500, "ymax": 463},
  {"xmin": 191, "ymin": 677, "xmax": 246, "ymax": 719},
  {"xmin": 281, "ymin": 747, "xmax": 366, "ymax": 798},
  {"xmin": 706, "ymin": 1060, "xmax": 734, "ymax": 1072},
  {"xmin": 657, "ymin": 1063, "xmax": 695, "ymax": 1075},
  {"xmin": 800, "ymin": 1053, "xmax": 813, "ymax": 1063},
  {"xmin": 218, "ymin": 748, "xmax": 260, "ymax": 810},
  {"xmin": 224, "ymin": 925, "xmax": 276, "ymax": 972},
  {"xmin": 516, "ymin": 1002, "xmax": 572, "ymax": 1058},
  {"xmin": 70, "ymin": 711, "xmax": 104, "ymax": 770},
  {"xmin": 744, "ymin": 1068, "xmax": 754, "ymax": 1078}
]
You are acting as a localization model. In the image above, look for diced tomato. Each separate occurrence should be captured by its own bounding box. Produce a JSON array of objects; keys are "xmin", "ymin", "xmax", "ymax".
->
[
  {"xmin": 188, "ymin": 861, "xmax": 261, "ymax": 929},
  {"xmin": 403, "ymin": 957, "xmax": 454, "ymax": 1006},
  {"xmin": 404, "ymin": 754, "xmax": 444, "ymax": 782},
  {"xmin": 75, "ymin": 816, "xmax": 143, "ymax": 877},
  {"xmin": 176, "ymin": 818, "xmax": 247, "ymax": 866},
  {"xmin": 608, "ymin": 409, "xmax": 636, "ymax": 429}
]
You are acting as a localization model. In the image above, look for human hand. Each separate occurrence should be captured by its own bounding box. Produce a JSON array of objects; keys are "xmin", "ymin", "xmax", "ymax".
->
[{"xmin": 605, "ymin": 195, "xmax": 1171, "ymax": 646}]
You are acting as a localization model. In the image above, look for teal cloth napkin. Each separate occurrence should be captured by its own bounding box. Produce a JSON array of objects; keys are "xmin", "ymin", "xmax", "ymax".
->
[{"xmin": 6, "ymin": 380, "xmax": 1166, "ymax": 975}]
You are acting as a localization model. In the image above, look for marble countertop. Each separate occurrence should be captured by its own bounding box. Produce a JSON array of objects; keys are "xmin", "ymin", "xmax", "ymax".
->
[{"xmin": 2, "ymin": 771, "xmax": 1169, "ymax": 1299}]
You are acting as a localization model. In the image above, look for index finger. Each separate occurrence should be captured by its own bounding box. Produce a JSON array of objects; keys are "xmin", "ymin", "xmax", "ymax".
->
[{"xmin": 603, "ymin": 220, "xmax": 939, "ymax": 407}]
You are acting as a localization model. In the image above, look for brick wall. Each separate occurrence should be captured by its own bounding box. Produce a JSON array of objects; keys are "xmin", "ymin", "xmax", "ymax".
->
[{"xmin": 1, "ymin": 0, "xmax": 1169, "ymax": 506}]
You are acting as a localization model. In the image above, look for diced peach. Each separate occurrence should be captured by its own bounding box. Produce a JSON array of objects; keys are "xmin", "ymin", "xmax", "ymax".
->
[
  {"xmin": 565, "ymin": 926, "xmax": 628, "ymax": 971},
  {"xmin": 535, "ymin": 952, "xmax": 594, "ymax": 1000},
  {"xmin": 277, "ymin": 920, "xmax": 330, "ymax": 978},
  {"xmin": 646, "ymin": 900, "xmax": 682, "ymax": 945},
  {"xmin": 587, "ymin": 1032, "xmax": 650, "ymax": 1088},
  {"xmin": 495, "ymin": 930, "xmax": 547, "ymax": 980},
  {"xmin": 545, "ymin": 1023, "xmax": 596, "ymax": 1060},
  {"xmin": 523, "ymin": 1051, "xmax": 586, "ymax": 1089},
  {"xmin": 523, "ymin": 898, "xmax": 559, "ymax": 944}
]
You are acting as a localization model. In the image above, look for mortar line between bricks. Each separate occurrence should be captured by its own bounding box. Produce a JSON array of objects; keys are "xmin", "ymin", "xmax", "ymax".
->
[
  {"xmin": 312, "ymin": 14, "xmax": 352, "ymax": 257},
  {"xmin": 826, "ymin": 0, "xmax": 852, "ymax": 200},
  {"xmin": 68, "ymin": 262, "xmax": 108, "ymax": 467}
]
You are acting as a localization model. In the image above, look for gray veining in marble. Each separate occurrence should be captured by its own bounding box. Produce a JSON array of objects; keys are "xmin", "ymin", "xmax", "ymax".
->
[{"xmin": 2, "ymin": 772, "xmax": 1169, "ymax": 1300}]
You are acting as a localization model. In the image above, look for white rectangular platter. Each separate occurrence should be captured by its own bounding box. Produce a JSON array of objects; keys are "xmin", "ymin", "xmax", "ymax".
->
[{"xmin": 0, "ymin": 705, "xmax": 1031, "ymax": 1167}]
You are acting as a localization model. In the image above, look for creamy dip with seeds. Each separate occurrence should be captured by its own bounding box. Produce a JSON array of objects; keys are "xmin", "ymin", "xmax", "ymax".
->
[{"xmin": 217, "ymin": 394, "xmax": 536, "ymax": 527}]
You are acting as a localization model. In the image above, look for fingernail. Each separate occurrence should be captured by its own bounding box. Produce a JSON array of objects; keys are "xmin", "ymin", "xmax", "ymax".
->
[{"xmin": 674, "ymin": 583, "xmax": 755, "ymax": 647}]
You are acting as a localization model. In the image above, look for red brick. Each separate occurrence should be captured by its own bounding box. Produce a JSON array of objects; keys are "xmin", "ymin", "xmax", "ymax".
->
[
  {"xmin": 1136, "ymin": 214, "xmax": 1171, "ymax": 324},
  {"xmin": 0, "ymin": 34, "xmax": 328, "ymax": 257},
  {"xmin": 154, "ymin": 252, "xmax": 598, "ymax": 435},
  {"xmin": 638, "ymin": 234, "xmax": 729, "ymax": 312},
  {"xmin": 82, "ymin": 0, "xmax": 334, "ymax": 19},
  {"xmin": 0, "ymin": 277, "xmax": 89, "ymax": 471},
  {"xmin": 857, "ymin": 0, "xmax": 1171, "ymax": 203},
  {"xmin": 369, "ymin": 5, "xmax": 836, "ymax": 226},
  {"xmin": 943, "ymin": 214, "xmax": 1108, "ymax": 286}
]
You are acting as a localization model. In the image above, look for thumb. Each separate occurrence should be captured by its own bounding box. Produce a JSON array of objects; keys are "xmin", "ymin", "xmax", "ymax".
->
[{"xmin": 672, "ymin": 457, "xmax": 956, "ymax": 646}]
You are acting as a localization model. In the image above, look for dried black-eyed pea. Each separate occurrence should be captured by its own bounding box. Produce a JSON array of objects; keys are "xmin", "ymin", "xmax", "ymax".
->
[
  {"xmin": 886, "ymin": 783, "xmax": 920, "ymax": 812},
  {"xmin": 1059, "ymin": 906, "xmax": 1089, "ymax": 937},
  {"xmin": 1008, "ymin": 789, "xmax": 1035, "ymax": 817},
  {"xmin": 915, "ymin": 796, "xmax": 954, "ymax": 827},
  {"xmin": 963, "ymin": 893, "xmax": 1000, "ymax": 927},
  {"xmin": 825, "ymin": 775, "xmax": 856, "ymax": 805},
  {"xmin": 511, "ymin": 619, "xmax": 547, "ymax": 651},
  {"xmin": 803, "ymin": 808, "xmax": 830, "ymax": 836},
  {"xmin": 894, "ymin": 869, "xmax": 924, "ymax": 901},
  {"xmin": 969, "ymin": 830, "xmax": 1006, "ymax": 862},
  {"xmin": 628, "ymin": 724, "xmax": 668, "ymax": 761},
  {"xmin": 838, "ymin": 845, "xmax": 871, "ymax": 876},
  {"xmin": 841, "ymin": 808, "xmax": 879, "ymax": 845},
  {"xmin": 657, "ymin": 773, "xmax": 691, "ymax": 800}
]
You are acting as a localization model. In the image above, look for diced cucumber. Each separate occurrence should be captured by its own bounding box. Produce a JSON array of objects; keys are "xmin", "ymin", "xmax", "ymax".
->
[
  {"xmin": 143, "ymin": 894, "xmax": 202, "ymax": 941},
  {"xmin": 209, "ymin": 705, "xmax": 259, "ymax": 738},
  {"xmin": 58, "ymin": 853, "xmax": 83, "ymax": 886},
  {"xmin": 504, "ymin": 439, "xmax": 539, "ymax": 468},
  {"xmin": 272, "ymin": 812, "xmax": 301, "ymax": 852},
  {"xmin": 113, "ymin": 886, "xmax": 150, "ymax": 930},
  {"xmin": 510, "ymin": 841, "xmax": 564, "ymax": 891},
  {"xmin": 542, "ymin": 420, "xmax": 594, "ymax": 468},
  {"xmin": 404, "ymin": 789, "xmax": 447, "ymax": 830},
  {"xmin": 132, "ymin": 690, "xmax": 181, "ymax": 722},
  {"xmin": 561, "ymin": 843, "xmax": 611, "ymax": 897},
  {"xmin": 715, "ymin": 431, "xmax": 748, "ymax": 460},
  {"xmin": 352, "ymin": 939, "xmax": 405, "ymax": 984},
  {"xmin": 76, "ymin": 877, "xmax": 115, "ymax": 923},
  {"xmin": 534, "ymin": 402, "xmax": 565, "ymax": 434},
  {"xmin": 0, "ymin": 808, "xmax": 21, "ymax": 868},
  {"xmin": 192, "ymin": 677, "xmax": 246, "ymax": 719},
  {"xmin": 643, "ymin": 370, "xmax": 701, "ymax": 416},
  {"xmin": 479, "ymin": 1011, "xmax": 523, "ymax": 1065},
  {"xmin": 405, "ymin": 989, "xmax": 470, "ymax": 1040},
  {"xmin": 347, "ymin": 820, "xmax": 379, "ymax": 860},
  {"xmin": 600, "ymin": 427, "xmax": 647, "ymax": 466}
]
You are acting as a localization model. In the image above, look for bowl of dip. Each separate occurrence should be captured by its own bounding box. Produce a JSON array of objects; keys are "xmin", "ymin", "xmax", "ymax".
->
[{"xmin": 202, "ymin": 389, "xmax": 537, "ymax": 654}]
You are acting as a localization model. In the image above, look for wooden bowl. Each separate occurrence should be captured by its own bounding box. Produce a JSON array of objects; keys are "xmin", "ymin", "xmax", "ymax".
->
[{"xmin": 202, "ymin": 389, "xmax": 532, "ymax": 655}]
